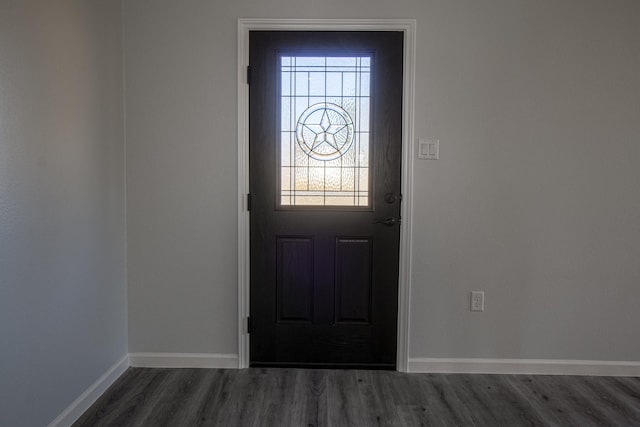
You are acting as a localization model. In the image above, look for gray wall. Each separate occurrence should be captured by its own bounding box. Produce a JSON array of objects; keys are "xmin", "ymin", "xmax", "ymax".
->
[
  {"xmin": 0, "ymin": 1, "xmax": 126, "ymax": 426},
  {"xmin": 124, "ymin": 0, "xmax": 640, "ymax": 361}
]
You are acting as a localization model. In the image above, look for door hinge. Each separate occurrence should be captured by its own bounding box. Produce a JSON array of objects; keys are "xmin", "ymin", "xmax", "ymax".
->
[
  {"xmin": 247, "ymin": 193, "xmax": 252, "ymax": 211},
  {"xmin": 247, "ymin": 316, "xmax": 252, "ymax": 334},
  {"xmin": 246, "ymin": 65, "xmax": 252, "ymax": 85}
]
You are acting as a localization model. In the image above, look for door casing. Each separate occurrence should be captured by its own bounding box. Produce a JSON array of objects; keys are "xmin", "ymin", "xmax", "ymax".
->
[{"xmin": 237, "ymin": 18, "xmax": 416, "ymax": 371}]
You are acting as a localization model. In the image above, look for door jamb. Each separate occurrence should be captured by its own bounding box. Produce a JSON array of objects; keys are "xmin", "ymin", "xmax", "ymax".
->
[{"xmin": 237, "ymin": 18, "xmax": 416, "ymax": 371}]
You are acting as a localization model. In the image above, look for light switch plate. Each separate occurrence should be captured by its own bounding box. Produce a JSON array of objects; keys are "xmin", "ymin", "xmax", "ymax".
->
[{"xmin": 418, "ymin": 139, "xmax": 439, "ymax": 160}]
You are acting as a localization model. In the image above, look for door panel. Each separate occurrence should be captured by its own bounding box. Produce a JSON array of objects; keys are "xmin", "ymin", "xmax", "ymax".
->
[
  {"xmin": 276, "ymin": 236, "xmax": 314, "ymax": 323},
  {"xmin": 335, "ymin": 237, "xmax": 372, "ymax": 324},
  {"xmin": 250, "ymin": 31, "xmax": 403, "ymax": 368}
]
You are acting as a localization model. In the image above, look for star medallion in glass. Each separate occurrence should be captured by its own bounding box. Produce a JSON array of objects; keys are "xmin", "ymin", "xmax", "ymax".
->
[{"xmin": 280, "ymin": 56, "xmax": 371, "ymax": 207}]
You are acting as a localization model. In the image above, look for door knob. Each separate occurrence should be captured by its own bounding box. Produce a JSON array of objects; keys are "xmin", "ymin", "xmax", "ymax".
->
[{"xmin": 373, "ymin": 217, "xmax": 401, "ymax": 226}]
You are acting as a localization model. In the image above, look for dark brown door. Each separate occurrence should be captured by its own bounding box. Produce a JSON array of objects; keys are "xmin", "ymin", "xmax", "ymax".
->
[{"xmin": 249, "ymin": 31, "xmax": 403, "ymax": 368}]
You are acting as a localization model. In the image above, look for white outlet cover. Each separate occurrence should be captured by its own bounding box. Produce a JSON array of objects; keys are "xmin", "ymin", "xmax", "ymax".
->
[{"xmin": 471, "ymin": 291, "xmax": 484, "ymax": 312}]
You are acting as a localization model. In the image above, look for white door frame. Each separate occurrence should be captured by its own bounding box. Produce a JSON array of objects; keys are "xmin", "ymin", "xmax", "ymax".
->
[{"xmin": 237, "ymin": 18, "xmax": 416, "ymax": 371}]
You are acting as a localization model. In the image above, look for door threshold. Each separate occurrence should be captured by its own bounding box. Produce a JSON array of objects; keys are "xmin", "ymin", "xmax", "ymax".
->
[{"xmin": 250, "ymin": 362, "xmax": 396, "ymax": 370}]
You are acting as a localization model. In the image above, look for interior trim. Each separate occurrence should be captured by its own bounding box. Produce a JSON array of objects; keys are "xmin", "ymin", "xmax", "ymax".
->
[
  {"xmin": 408, "ymin": 358, "xmax": 640, "ymax": 376},
  {"xmin": 129, "ymin": 352, "xmax": 239, "ymax": 369},
  {"xmin": 47, "ymin": 354, "xmax": 129, "ymax": 427},
  {"xmin": 237, "ymin": 18, "xmax": 417, "ymax": 371}
]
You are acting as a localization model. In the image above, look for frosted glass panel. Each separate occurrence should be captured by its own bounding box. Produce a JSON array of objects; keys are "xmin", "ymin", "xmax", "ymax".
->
[{"xmin": 280, "ymin": 55, "xmax": 370, "ymax": 207}]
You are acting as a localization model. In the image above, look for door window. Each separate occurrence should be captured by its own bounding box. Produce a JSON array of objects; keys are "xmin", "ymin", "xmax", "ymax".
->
[{"xmin": 280, "ymin": 55, "xmax": 371, "ymax": 207}]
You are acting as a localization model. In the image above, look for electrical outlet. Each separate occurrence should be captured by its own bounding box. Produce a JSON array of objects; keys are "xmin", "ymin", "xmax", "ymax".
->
[{"xmin": 470, "ymin": 291, "xmax": 484, "ymax": 312}]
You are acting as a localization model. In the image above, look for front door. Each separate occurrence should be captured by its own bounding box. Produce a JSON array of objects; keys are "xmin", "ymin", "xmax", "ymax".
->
[{"xmin": 249, "ymin": 31, "xmax": 403, "ymax": 368}]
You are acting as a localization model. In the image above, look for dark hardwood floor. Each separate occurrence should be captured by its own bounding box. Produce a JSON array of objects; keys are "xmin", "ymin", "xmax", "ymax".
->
[{"xmin": 73, "ymin": 368, "xmax": 640, "ymax": 426}]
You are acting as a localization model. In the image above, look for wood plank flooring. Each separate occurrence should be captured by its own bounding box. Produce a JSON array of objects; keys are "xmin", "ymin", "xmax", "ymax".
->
[{"xmin": 73, "ymin": 368, "xmax": 640, "ymax": 426}]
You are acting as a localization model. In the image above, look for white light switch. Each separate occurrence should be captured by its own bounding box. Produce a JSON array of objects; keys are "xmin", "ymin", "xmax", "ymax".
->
[{"xmin": 418, "ymin": 139, "xmax": 439, "ymax": 160}]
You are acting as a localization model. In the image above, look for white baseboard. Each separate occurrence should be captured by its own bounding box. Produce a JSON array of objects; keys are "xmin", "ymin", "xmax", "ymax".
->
[
  {"xmin": 129, "ymin": 352, "xmax": 239, "ymax": 369},
  {"xmin": 408, "ymin": 357, "xmax": 640, "ymax": 376},
  {"xmin": 48, "ymin": 354, "xmax": 129, "ymax": 427}
]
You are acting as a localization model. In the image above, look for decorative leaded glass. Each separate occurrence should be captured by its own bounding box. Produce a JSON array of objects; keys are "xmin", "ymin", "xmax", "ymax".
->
[{"xmin": 280, "ymin": 56, "xmax": 371, "ymax": 207}]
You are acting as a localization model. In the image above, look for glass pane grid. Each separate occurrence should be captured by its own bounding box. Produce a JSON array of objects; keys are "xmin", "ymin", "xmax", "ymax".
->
[{"xmin": 280, "ymin": 55, "xmax": 371, "ymax": 207}]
